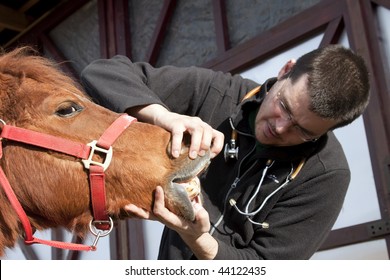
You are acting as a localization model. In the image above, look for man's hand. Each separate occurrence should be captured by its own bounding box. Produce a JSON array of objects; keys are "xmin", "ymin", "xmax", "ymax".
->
[
  {"xmin": 126, "ymin": 104, "xmax": 224, "ymax": 159},
  {"xmin": 125, "ymin": 186, "xmax": 210, "ymax": 236},
  {"xmin": 124, "ymin": 186, "xmax": 218, "ymax": 259}
]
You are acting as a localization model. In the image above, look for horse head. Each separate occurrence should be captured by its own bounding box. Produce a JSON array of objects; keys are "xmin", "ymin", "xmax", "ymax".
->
[{"xmin": 0, "ymin": 47, "xmax": 210, "ymax": 255}]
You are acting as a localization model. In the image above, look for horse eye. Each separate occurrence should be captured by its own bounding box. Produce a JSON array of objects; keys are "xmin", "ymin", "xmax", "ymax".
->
[{"xmin": 55, "ymin": 103, "xmax": 83, "ymax": 117}]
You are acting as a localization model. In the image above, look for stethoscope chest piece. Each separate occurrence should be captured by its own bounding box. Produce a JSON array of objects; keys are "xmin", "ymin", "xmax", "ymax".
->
[
  {"xmin": 224, "ymin": 139, "xmax": 239, "ymax": 161},
  {"xmin": 224, "ymin": 128, "xmax": 239, "ymax": 161},
  {"xmin": 224, "ymin": 86, "xmax": 261, "ymax": 162}
]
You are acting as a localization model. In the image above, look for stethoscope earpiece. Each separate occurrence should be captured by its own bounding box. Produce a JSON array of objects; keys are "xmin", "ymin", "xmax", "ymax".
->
[{"xmin": 229, "ymin": 198, "xmax": 269, "ymax": 229}]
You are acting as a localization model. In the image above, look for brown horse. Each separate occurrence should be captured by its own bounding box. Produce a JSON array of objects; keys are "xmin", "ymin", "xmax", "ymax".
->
[{"xmin": 0, "ymin": 47, "xmax": 210, "ymax": 256}]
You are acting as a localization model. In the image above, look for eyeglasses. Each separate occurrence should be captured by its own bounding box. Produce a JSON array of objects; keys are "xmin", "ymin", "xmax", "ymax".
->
[{"xmin": 275, "ymin": 89, "xmax": 318, "ymax": 142}]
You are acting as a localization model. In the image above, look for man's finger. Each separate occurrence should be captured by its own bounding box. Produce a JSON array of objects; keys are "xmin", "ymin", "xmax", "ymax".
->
[
  {"xmin": 170, "ymin": 131, "xmax": 184, "ymax": 158},
  {"xmin": 189, "ymin": 128, "xmax": 203, "ymax": 159},
  {"xmin": 210, "ymin": 130, "xmax": 225, "ymax": 158},
  {"xmin": 124, "ymin": 204, "xmax": 151, "ymax": 219}
]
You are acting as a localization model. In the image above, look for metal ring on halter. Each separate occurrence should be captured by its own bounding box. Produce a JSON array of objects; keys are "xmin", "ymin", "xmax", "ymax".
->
[
  {"xmin": 88, "ymin": 217, "xmax": 114, "ymax": 249},
  {"xmin": 0, "ymin": 119, "xmax": 6, "ymax": 126},
  {"xmin": 89, "ymin": 217, "xmax": 114, "ymax": 236}
]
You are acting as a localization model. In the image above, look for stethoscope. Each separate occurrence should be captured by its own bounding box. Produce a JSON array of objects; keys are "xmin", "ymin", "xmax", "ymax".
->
[
  {"xmin": 229, "ymin": 158, "xmax": 305, "ymax": 228},
  {"xmin": 211, "ymin": 85, "xmax": 306, "ymax": 234},
  {"xmin": 210, "ymin": 153, "xmax": 305, "ymax": 234}
]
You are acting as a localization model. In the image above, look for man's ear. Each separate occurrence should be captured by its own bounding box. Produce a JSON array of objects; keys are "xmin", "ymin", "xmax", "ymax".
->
[{"xmin": 277, "ymin": 59, "xmax": 296, "ymax": 79}]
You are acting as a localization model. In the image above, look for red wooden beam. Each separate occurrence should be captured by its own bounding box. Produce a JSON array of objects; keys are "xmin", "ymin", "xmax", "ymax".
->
[
  {"xmin": 202, "ymin": 0, "xmax": 341, "ymax": 73},
  {"xmin": 146, "ymin": 0, "xmax": 177, "ymax": 65},
  {"xmin": 320, "ymin": 220, "xmax": 390, "ymax": 250},
  {"xmin": 7, "ymin": 0, "xmax": 91, "ymax": 49},
  {"xmin": 372, "ymin": 0, "xmax": 390, "ymax": 9},
  {"xmin": 212, "ymin": 0, "xmax": 230, "ymax": 54},
  {"xmin": 98, "ymin": 0, "xmax": 131, "ymax": 58},
  {"xmin": 344, "ymin": 0, "xmax": 390, "ymax": 215},
  {"xmin": 319, "ymin": 16, "xmax": 344, "ymax": 47}
]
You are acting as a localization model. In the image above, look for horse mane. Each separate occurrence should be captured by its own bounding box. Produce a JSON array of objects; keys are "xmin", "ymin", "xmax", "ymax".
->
[{"xmin": 0, "ymin": 46, "xmax": 83, "ymax": 98}]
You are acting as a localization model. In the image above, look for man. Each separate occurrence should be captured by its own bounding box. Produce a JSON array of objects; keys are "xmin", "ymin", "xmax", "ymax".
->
[{"xmin": 81, "ymin": 45, "xmax": 370, "ymax": 259}]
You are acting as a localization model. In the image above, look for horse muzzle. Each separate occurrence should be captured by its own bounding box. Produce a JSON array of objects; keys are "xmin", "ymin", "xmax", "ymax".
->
[{"xmin": 166, "ymin": 151, "xmax": 211, "ymax": 221}]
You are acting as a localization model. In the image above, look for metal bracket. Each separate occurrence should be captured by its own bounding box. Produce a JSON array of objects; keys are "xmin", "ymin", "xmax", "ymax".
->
[
  {"xmin": 82, "ymin": 140, "xmax": 113, "ymax": 171},
  {"xmin": 367, "ymin": 220, "xmax": 390, "ymax": 237}
]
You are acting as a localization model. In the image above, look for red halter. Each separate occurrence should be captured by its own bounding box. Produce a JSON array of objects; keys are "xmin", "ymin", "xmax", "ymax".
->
[{"xmin": 0, "ymin": 114, "xmax": 136, "ymax": 251}]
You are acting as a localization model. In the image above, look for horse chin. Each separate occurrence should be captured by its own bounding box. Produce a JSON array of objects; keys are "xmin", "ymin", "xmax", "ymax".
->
[{"xmin": 166, "ymin": 152, "xmax": 211, "ymax": 221}]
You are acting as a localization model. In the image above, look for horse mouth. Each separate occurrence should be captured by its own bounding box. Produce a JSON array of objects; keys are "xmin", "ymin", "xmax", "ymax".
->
[
  {"xmin": 173, "ymin": 175, "xmax": 202, "ymax": 204},
  {"xmin": 168, "ymin": 154, "xmax": 210, "ymax": 221}
]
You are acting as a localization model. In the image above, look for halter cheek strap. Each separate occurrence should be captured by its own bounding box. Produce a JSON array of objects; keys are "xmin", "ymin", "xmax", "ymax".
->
[
  {"xmin": 0, "ymin": 114, "xmax": 136, "ymax": 251},
  {"xmin": 86, "ymin": 114, "xmax": 137, "ymax": 230}
]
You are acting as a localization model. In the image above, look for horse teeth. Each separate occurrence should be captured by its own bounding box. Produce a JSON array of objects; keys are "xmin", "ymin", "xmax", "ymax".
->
[{"xmin": 175, "ymin": 176, "xmax": 201, "ymax": 200}]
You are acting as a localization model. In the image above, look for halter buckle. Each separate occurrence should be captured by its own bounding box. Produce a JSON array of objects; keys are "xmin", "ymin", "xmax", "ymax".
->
[{"xmin": 82, "ymin": 140, "xmax": 113, "ymax": 171}]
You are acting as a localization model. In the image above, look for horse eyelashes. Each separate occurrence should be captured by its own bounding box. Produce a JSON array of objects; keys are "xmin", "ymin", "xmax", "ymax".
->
[{"xmin": 55, "ymin": 103, "xmax": 83, "ymax": 117}]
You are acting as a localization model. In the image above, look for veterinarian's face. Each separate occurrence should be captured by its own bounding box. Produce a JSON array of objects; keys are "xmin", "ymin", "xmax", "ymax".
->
[{"xmin": 255, "ymin": 67, "xmax": 337, "ymax": 146}]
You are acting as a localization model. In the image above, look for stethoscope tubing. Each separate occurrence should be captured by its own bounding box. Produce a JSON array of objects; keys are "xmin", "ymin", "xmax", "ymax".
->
[
  {"xmin": 230, "ymin": 162, "xmax": 294, "ymax": 218},
  {"xmin": 211, "ymin": 158, "xmax": 305, "ymax": 233}
]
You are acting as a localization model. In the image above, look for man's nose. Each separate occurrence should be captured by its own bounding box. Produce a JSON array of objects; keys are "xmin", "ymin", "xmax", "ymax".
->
[{"xmin": 274, "ymin": 118, "xmax": 293, "ymax": 134}]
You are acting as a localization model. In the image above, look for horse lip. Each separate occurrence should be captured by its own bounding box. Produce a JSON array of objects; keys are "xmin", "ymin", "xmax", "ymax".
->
[{"xmin": 171, "ymin": 151, "xmax": 211, "ymax": 184}]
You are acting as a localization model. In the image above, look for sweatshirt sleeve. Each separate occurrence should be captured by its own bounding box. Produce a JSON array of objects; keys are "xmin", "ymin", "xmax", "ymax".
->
[
  {"xmin": 81, "ymin": 55, "xmax": 219, "ymax": 115},
  {"xmin": 80, "ymin": 55, "xmax": 259, "ymax": 128},
  {"xmin": 80, "ymin": 55, "xmax": 166, "ymax": 112}
]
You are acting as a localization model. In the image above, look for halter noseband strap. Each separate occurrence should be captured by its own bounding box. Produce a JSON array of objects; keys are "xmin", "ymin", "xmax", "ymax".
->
[{"xmin": 0, "ymin": 114, "xmax": 136, "ymax": 251}]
